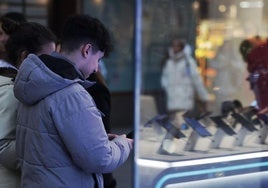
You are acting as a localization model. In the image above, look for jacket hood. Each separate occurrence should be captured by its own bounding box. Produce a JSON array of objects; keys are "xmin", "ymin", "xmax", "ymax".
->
[
  {"xmin": 168, "ymin": 43, "xmax": 192, "ymax": 61},
  {"xmin": 14, "ymin": 54, "xmax": 94, "ymax": 105}
]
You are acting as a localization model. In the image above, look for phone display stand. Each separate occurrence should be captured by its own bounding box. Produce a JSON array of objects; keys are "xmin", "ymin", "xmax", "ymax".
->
[
  {"xmin": 242, "ymin": 108, "xmax": 267, "ymax": 145},
  {"xmin": 231, "ymin": 113, "xmax": 260, "ymax": 147},
  {"xmin": 209, "ymin": 116, "xmax": 237, "ymax": 149},
  {"xmin": 140, "ymin": 108, "xmax": 268, "ymax": 157},
  {"xmin": 259, "ymin": 124, "xmax": 268, "ymax": 144},
  {"xmin": 183, "ymin": 117, "xmax": 212, "ymax": 152}
]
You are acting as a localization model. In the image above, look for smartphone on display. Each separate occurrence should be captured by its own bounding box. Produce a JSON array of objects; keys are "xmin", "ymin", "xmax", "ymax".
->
[{"xmin": 184, "ymin": 117, "xmax": 212, "ymax": 137}]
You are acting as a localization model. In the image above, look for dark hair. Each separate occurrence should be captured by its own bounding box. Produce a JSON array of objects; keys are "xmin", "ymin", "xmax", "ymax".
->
[
  {"xmin": 172, "ymin": 38, "xmax": 186, "ymax": 50},
  {"xmin": 3, "ymin": 12, "xmax": 26, "ymax": 23},
  {"xmin": 60, "ymin": 14, "xmax": 113, "ymax": 57},
  {"xmin": 88, "ymin": 71, "xmax": 107, "ymax": 87},
  {"xmin": 239, "ymin": 39, "xmax": 253, "ymax": 62},
  {"xmin": 0, "ymin": 12, "xmax": 26, "ymax": 35},
  {"xmin": 5, "ymin": 22, "xmax": 57, "ymax": 67}
]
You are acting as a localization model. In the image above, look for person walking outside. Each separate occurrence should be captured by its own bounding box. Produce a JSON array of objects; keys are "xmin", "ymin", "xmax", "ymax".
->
[{"xmin": 160, "ymin": 38, "xmax": 209, "ymax": 154}]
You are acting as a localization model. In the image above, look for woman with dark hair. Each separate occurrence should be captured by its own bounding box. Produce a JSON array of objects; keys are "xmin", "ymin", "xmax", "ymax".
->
[
  {"xmin": 5, "ymin": 22, "xmax": 57, "ymax": 67},
  {"xmin": 0, "ymin": 12, "xmax": 27, "ymax": 59},
  {"xmin": 0, "ymin": 21, "xmax": 56, "ymax": 187},
  {"xmin": 87, "ymin": 71, "xmax": 117, "ymax": 188}
]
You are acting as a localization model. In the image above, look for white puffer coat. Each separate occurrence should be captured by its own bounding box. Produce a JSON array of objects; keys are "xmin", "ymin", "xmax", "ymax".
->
[
  {"xmin": 0, "ymin": 60, "xmax": 20, "ymax": 188},
  {"xmin": 161, "ymin": 49, "xmax": 209, "ymax": 111}
]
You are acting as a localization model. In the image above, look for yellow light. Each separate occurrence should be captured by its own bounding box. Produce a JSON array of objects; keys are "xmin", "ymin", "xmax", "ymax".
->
[
  {"xmin": 192, "ymin": 1, "xmax": 199, "ymax": 10},
  {"xmin": 218, "ymin": 5, "xmax": 226, "ymax": 12},
  {"xmin": 37, "ymin": 0, "xmax": 48, "ymax": 5},
  {"xmin": 94, "ymin": 0, "xmax": 103, "ymax": 5}
]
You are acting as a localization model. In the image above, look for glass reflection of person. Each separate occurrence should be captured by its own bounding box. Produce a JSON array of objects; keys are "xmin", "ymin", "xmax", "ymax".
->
[
  {"xmin": 161, "ymin": 39, "xmax": 209, "ymax": 127},
  {"xmin": 243, "ymin": 38, "xmax": 268, "ymax": 117},
  {"xmin": 160, "ymin": 39, "xmax": 209, "ymax": 154}
]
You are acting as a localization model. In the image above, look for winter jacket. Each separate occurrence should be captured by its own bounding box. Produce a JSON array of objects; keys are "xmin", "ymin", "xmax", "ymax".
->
[
  {"xmin": 0, "ymin": 60, "xmax": 20, "ymax": 188},
  {"xmin": 14, "ymin": 53, "xmax": 132, "ymax": 188},
  {"xmin": 161, "ymin": 50, "xmax": 209, "ymax": 111}
]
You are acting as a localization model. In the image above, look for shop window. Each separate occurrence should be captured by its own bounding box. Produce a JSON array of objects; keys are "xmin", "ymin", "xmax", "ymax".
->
[{"xmin": 0, "ymin": 0, "xmax": 48, "ymax": 26}]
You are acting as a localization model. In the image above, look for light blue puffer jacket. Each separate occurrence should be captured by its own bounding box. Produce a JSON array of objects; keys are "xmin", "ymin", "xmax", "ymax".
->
[{"xmin": 14, "ymin": 54, "xmax": 132, "ymax": 188}]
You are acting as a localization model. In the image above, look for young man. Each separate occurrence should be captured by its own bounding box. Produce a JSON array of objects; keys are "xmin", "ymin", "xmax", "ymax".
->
[{"xmin": 14, "ymin": 14, "xmax": 133, "ymax": 188}]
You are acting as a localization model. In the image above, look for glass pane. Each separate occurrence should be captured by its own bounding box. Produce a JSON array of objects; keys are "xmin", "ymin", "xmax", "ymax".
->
[
  {"xmin": 83, "ymin": 0, "xmax": 268, "ymax": 188},
  {"xmin": 83, "ymin": 0, "xmax": 135, "ymax": 92},
  {"xmin": 26, "ymin": 7, "xmax": 47, "ymax": 16},
  {"xmin": 0, "ymin": 1, "xmax": 48, "ymax": 26},
  {"xmin": 138, "ymin": 0, "xmax": 268, "ymax": 187}
]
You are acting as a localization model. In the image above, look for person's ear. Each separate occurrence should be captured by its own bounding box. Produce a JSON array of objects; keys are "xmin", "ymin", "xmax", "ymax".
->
[
  {"xmin": 20, "ymin": 50, "xmax": 28, "ymax": 62},
  {"xmin": 16, "ymin": 50, "xmax": 28, "ymax": 68},
  {"xmin": 81, "ymin": 43, "xmax": 92, "ymax": 57}
]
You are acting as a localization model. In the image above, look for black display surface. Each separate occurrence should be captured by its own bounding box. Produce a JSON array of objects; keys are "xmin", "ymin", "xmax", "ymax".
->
[{"xmin": 231, "ymin": 113, "xmax": 258, "ymax": 132}]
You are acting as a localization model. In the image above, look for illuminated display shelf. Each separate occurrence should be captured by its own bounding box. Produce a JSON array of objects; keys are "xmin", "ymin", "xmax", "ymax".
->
[
  {"xmin": 138, "ymin": 146, "xmax": 268, "ymax": 187},
  {"xmin": 137, "ymin": 119, "xmax": 268, "ymax": 188}
]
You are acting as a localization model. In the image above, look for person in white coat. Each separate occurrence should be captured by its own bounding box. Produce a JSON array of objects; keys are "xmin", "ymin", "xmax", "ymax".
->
[
  {"xmin": 0, "ymin": 21, "xmax": 56, "ymax": 187},
  {"xmin": 160, "ymin": 39, "xmax": 209, "ymax": 154},
  {"xmin": 0, "ymin": 12, "xmax": 27, "ymax": 188}
]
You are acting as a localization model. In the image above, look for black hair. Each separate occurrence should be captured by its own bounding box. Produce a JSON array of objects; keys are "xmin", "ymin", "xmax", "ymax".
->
[
  {"xmin": 3, "ymin": 12, "xmax": 27, "ymax": 23},
  {"xmin": 0, "ymin": 12, "xmax": 27, "ymax": 35},
  {"xmin": 5, "ymin": 22, "xmax": 57, "ymax": 67},
  {"xmin": 239, "ymin": 39, "xmax": 253, "ymax": 62},
  {"xmin": 60, "ymin": 14, "xmax": 113, "ymax": 57},
  {"xmin": 88, "ymin": 71, "xmax": 107, "ymax": 87},
  {"xmin": 172, "ymin": 38, "xmax": 186, "ymax": 51}
]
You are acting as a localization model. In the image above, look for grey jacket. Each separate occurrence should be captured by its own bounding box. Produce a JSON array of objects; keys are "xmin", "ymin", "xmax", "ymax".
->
[{"xmin": 14, "ymin": 54, "xmax": 132, "ymax": 188}]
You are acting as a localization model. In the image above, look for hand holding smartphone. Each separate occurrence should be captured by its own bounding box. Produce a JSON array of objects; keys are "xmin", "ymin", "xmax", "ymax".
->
[{"xmin": 108, "ymin": 131, "xmax": 134, "ymax": 139}]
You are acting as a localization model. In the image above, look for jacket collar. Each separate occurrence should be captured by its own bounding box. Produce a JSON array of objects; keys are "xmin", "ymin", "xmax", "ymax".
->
[{"xmin": 39, "ymin": 53, "xmax": 85, "ymax": 81}]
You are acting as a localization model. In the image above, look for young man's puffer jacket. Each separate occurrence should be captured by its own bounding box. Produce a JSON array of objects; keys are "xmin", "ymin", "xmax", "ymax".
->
[{"xmin": 14, "ymin": 54, "xmax": 132, "ymax": 188}]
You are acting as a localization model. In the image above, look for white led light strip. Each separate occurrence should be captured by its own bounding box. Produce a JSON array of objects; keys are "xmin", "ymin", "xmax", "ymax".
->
[{"xmin": 137, "ymin": 151, "xmax": 268, "ymax": 169}]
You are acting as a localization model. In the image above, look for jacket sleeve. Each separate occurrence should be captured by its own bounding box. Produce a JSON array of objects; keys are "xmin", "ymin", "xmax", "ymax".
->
[
  {"xmin": 52, "ymin": 89, "xmax": 132, "ymax": 174},
  {"xmin": 0, "ymin": 139, "xmax": 19, "ymax": 170},
  {"xmin": 161, "ymin": 63, "xmax": 168, "ymax": 89},
  {"xmin": 187, "ymin": 56, "xmax": 209, "ymax": 101},
  {"xmin": 0, "ymin": 84, "xmax": 20, "ymax": 170}
]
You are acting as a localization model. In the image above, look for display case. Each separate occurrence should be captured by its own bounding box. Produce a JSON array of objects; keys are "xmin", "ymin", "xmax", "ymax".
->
[
  {"xmin": 136, "ymin": 96, "xmax": 268, "ymax": 187},
  {"xmin": 133, "ymin": 1, "xmax": 268, "ymax": 187}
]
